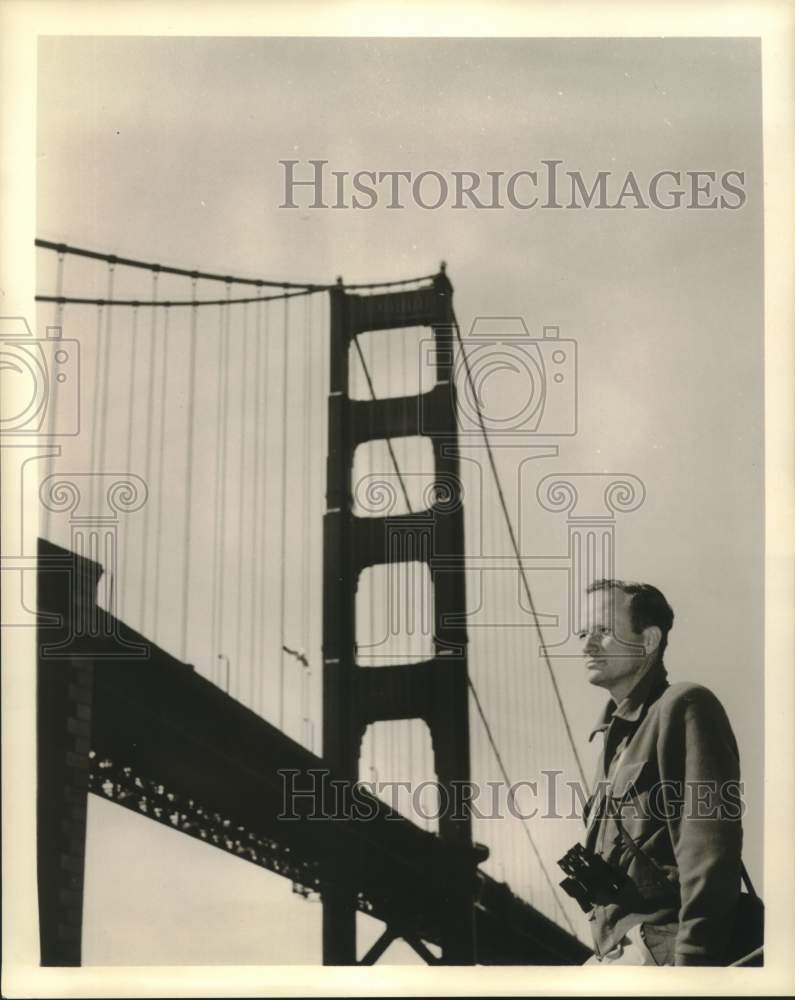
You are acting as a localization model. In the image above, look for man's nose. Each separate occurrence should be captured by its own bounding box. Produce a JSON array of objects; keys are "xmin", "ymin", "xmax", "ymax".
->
[{"xmin": 582, "ymin": 630, "xmax": 601, "ymax": 654}]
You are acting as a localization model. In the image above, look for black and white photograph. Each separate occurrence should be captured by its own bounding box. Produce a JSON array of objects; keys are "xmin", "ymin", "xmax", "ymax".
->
[{"xmin": 1, "ymin": 2, "xmax": 793, "ymax": 996}]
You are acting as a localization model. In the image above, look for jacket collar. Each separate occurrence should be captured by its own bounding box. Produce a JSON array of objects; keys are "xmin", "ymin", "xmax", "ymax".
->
[{"xmin": 588, "ymin": 660, "xmax": 669, "ymax": 741}]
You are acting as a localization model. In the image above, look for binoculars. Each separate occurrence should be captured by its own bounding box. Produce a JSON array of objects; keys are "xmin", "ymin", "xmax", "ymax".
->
[{"xmin": 557, "ymin": 842, "xmax": 628, "ymax": 913}]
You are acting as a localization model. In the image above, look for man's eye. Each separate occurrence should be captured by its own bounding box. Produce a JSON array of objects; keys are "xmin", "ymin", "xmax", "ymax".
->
[{"xmin": 577, "ymin": 629, "xmax": 611, "ymax": 639}]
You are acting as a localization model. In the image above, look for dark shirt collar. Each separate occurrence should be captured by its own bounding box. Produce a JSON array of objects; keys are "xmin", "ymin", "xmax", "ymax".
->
[{"xmin": 588, "ymin": 660, "xmax": 669, "ymax": 741}]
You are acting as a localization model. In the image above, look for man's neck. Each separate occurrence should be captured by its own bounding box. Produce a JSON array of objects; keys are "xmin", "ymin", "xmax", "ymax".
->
[{"xmin": 606, "ymin": 657, "xmax": 660, "ymax": 706}]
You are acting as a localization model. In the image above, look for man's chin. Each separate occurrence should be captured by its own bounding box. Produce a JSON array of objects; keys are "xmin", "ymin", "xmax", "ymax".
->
[{"xmin": 586, "ymin": 672, "xmax": 607, "ymax": 687}]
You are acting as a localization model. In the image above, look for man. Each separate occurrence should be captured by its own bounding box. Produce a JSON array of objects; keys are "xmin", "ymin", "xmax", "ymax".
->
[{"xmin": 570, "ymin": 579, "xmax": 743, "ymax": 966}]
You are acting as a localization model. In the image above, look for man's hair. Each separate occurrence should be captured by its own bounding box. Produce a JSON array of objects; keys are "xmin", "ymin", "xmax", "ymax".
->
[{"xmin": 586, "ymin": 579, "xmax": 675, "ymax": 658}]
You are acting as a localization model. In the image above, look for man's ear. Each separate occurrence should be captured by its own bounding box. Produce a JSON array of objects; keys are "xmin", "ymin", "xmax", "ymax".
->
[{"xmin": 642, "ymin": 625, "xmax": 662, "ymax": 655}]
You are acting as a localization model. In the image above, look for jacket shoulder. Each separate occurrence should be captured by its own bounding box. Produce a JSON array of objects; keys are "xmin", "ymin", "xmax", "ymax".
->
[
  {"xmin": 661, "ymin": 680, "xmax": 718, "ymax": 704},
  {"xmin": 653, "ymin": 679, "xmax": 740, "ymax": 774},
  {"xmin": 657, "ymin": 680, "xmax": 733, "ymax": 725}
]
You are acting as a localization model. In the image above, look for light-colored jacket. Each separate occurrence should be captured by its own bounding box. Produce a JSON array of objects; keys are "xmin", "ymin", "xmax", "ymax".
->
[{"xmin": 584, "ymin": 661, "xmax": 743, "ymax": 965}]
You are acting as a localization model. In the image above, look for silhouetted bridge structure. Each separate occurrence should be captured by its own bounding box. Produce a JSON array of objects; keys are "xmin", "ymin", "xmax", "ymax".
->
[
  {"xmin": 38, "ymin": 539, "xmax": 589, "ymax": 966},
  {"xmin": 34, "ymin": 243, "xmax": 593, "ymax": 966}
]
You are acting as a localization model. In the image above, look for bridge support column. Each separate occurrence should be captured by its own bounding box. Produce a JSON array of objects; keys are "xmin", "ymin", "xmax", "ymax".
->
[
  {"xmin": 36, "ymin": 540, "xmax": 103, "ymax": 966},
  {"xmin": 322, "ymin": 883, "xmax": 358, "ymax": 965},
  {"xmin": 322, "ymin": 271, "xmax": 479, "ymax": 965}
]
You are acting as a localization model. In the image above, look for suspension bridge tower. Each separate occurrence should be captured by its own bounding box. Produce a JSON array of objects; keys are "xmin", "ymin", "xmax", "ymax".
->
[{"xmin": 322, "ymin": 268, "xmax": 480, "ymax": 964}]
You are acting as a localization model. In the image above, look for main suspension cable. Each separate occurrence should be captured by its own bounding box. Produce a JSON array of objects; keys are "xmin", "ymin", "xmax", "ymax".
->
[
  {"xmin": 450, "ymin": 310, "xmax": 590, "ymax": 796},
  {"xmin": 467, "ymin": 674, "xmax": 577, "ymax": 935},
  {"xmin": 35, "ymin": 239, "xmax": 328, "ymax": 290},
  {"xmin": 35, "ymin": 238, "xmax": 438, "ymax": 297},
  {"xmin": 36, "ymin": 289, "xmax": 318, "ymax": 308}
]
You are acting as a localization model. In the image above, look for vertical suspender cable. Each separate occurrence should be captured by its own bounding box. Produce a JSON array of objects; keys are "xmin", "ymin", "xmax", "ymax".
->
[
  {"xmin": 256, "ymin": 300, "xmax": 270, "ymax": 713},
  {"xmin": 407, "ymin": 332, "xmax": 416, "ymax": 816},
  {"xmin": 368, "ymin": 333, "xmax": 376, "ymax": 774},
  {"xmin": 210, "ymin": 295, "xmax": 227, "ymax": 682},
  {"xmin": 401, "ymin": 327, "xmax": 413, "ymax": 817},
  {"xmin": 89, "ymin": 303, "xmax": 104, "ymax": 518},
  {"xmin": 92, "ymin": 262, "xmax": 114, "ymax": 619},
  {"xmin": 102, "ymin": 264, "xmax": 117, "ymax": 615},
  {"xmin": 179, "ymin": 276, "xmax": 199, "ymax": 663},
  {"xmin": 316, "ymin": 294, "xmax": 329, "ymax": 748},
  {"xmin": 247, "ymin": 310, "xmax": 258, "ymax": 701},
  {"xmin": 139, "ymin": 270, "xmax": 159, "ymax": 635},
  {"xmin": 43, "ymin": 249, "xmax": 66, "ymax": 541},
  {"xmin": 249, "ymin": 293, "xmax": 264, "ymax": 711},
  {"xmin": 53, "ymin": 250, "xmax": 65, "ymax": 329},
  {"xmin": 122, "ymin": 304, "xmax": 140, "ymax": 619},
  {"xmin": 234, "ymin": 303, "xmax": 249, "ymax": 697},
  {"xmin": 367, "ymin": 329, "xmax": 380, "ymax": 778},
  {"xmin": 301, "ymin": 295, "xmax": 312, "ymax": 746},
  {"xmin": 367, "ymin": 327, "xmax": 378, "ymax": 781},
  {"xmin": 218, "ymin": 289, "xmax": 233, "ymax": 690},
  {"xmin": 306, "ymin": 291, "xmax": 321, "ymax": 751},
  {"xmin": 504, "ymin": 569, "xmax": 520, "ymax": 880},
  {"xmin": 213, "ymin": 284, "xmax": 233, "ymax": 686},
  {"xmin": 152, "ymin": 304, "xmax": 171, "ymax": 641},
  {"xmin": 278, "ymin": 296, "xmax": 290, "ymax": 728},
  {"xmin": 96, "ymin": 262, "xmax": 115, "ymax": 488}
]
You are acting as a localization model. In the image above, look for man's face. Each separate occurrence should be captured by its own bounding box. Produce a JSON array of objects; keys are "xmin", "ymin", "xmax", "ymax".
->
[{"xmin": 579, "ymin": 587, "xmax": 647, "ymax": 693}]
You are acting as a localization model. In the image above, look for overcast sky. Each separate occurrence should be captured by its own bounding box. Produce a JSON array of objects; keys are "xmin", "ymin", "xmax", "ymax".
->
[{"xmin": 36, "ymin": 36, "xmax": 763, "ymax": 965}]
